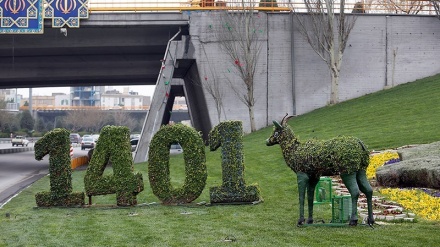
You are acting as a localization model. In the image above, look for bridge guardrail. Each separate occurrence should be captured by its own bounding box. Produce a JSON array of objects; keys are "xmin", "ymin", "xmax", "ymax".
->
[
  {"xmin": 86, "ymin": 0, "xmax": 439, "ymax": 16},
  {"xmin": 19, "ymin": 106, "xmax": 151, "ymax": 111}
]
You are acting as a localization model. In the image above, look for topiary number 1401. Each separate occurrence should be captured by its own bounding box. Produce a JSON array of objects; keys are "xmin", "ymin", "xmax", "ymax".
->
[{"xmin": 34, "ymin": 122, "xmax": 260, "ymax": 207}]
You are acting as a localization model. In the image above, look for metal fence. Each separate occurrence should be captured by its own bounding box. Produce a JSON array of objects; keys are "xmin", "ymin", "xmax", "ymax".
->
[{"xmin": 87, "ymin": 0, "xmax": 439, "ymax": 15}]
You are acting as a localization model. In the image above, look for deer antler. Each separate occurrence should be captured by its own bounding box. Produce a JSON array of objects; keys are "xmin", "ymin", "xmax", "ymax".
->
[
  {"xmin": 281, "ymin": 113, "xmax": 288, "ymax": 125},
  {"xmin": 281, "ymin": 113, "xmax": 294, "ymax": 126}
]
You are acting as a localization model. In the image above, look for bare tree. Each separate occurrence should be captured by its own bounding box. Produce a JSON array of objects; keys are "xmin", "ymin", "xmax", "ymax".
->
[
  {"xmin": 64, "ymin": 110, "xmax": 109, "ymax": 133},
  {"xmin": 64, "ymin": 110, "xmax": 85, "ymax": 132},
  {"xmin": 189, "ymin": 42, "xmax": 226, "ymax": 123},
  {"xmin": 0, "ymin": 99, "xmax": 6, "ymax": 109},
  {"xmin": 86, "ymin": 110, "xmax": 109, "ymax": 133},
  {"xmin": 111, "ymin": 110, "xmax": 137, "ymax": 132},
  {"xmin": 215, "ymin": 1, "xmax": 263, "ymax": 132},
  {"xmin": 370, "ymin": 0, "xmax": 429, "ymax": 14},
  {"xmin": 292, "ymin": 0, "xmax": 357, "ymax": 104},
  {"xmin": 0, "ymin": 111, "xmax": 18, "ymax": 133},
  {"xmin": 432, "ymin": 0, "xmax": 440, "ymax": 18}
]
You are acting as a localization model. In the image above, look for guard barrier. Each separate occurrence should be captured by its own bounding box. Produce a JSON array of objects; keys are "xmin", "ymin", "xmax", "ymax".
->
[{"xmin": 71, "ymin": 156, "xmax": 89, "ymax": 170}]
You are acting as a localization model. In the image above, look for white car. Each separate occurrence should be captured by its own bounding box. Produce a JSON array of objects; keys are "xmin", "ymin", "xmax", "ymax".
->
[
  {"xmin": 130, "ymin": 139, "xmax": 183, "ymax": 155},
  {"xmin": 11, "ymin": 136, "xmax": 30, "ymax": 147},
  {"xmin": 92, "ymin": 134, "xmax": 100, "ymax": 142},
  {"xmin": 170, "ymin": 143, "xmax": 183, "ymax": 155},
  {"xmin": 81, "ymin": 137, "xmax": 96, "ymax": 150}
]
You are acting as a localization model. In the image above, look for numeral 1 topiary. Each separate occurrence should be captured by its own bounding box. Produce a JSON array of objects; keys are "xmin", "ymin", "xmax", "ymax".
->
[
  {"xmin": 34, "ymin": 128, "xmax": 84, "ymax": 207},
  {"xmin": 209, "ymin": 121, "xmax": 261, "ymax": 204}
]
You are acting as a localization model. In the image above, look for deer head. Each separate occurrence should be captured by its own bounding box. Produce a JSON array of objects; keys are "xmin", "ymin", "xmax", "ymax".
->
[{"xmin": 266, "ymin": 114, "xmax": 294, "ymax": 146}]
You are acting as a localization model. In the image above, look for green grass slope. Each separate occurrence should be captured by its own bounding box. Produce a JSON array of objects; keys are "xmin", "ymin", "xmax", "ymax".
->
[
  {"xmin": 1, "ymin": 74, "xmax": 440, "ymax": 246},
  {"xmin": 284, "ymin": 74, "xmax": 440, "ymax": 150}
]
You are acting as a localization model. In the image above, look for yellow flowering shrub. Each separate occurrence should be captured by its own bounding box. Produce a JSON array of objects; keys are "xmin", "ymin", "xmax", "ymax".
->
[
  {"xmin": 366, "ymin": 151, "xmax": 399, "ymax": 179},
  {"xmin": 380, "ymin": 188, "xmax": 440, "ymax": 221}
]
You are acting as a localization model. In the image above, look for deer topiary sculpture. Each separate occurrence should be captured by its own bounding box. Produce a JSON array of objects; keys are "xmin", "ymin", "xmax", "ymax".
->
[{"xmin": 266, "ymin": 114, "xmax": 374, "ymax": 227}]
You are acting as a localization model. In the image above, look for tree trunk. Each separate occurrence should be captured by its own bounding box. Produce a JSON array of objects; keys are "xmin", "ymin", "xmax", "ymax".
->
[
  {"xmin": 249, "ymin": 104, "xmax": 256, "ymax": 132},
  {"xmin": 329, "ymin": 69, "xmax": 339, "ymax": 105},
  {"xmin": 329, "ymin": 44, "xmax": 343, "ymax": 105},
  {"xmin": 329, "ymin": 55, "xmax": 340, "ymax": 105},
  {"xmin": 216, "ymin": 99, "xmax": 222, "ymax": 123}
]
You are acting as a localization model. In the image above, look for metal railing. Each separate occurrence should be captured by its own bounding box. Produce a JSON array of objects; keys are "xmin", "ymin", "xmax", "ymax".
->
[
  {"xmin": 87, "ymin": 0, "xmax": 439, "ymax": 15},
  {"xmin": 18, "ymin": 104, "xmax": 188, "ymax": 111},
  {"xmin": 19, "ymin": 105, "xmax": 151, "ymax": 111}
]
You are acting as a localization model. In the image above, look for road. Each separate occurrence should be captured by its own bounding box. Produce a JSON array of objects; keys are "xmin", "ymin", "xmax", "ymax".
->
[{"xmin": 0, "ymin": 143, "xmax": 89, "ymax": 207}]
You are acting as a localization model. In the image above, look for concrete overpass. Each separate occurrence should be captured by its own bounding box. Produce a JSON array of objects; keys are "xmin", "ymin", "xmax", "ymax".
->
[
  {"xmin": 0, "ymin": 12, "xmax": 190, "ymax": 88},
  {"xmin": 0, "ymin": 11, "xmax": 211, "ymax": 164}
]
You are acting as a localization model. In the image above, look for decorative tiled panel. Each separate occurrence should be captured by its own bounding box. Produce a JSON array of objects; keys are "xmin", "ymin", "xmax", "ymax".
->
[
  {"xmin": 44, "ymin": 0, "xmax": 88, "ymax": 28},
  {"xmin": 0, "ymin": 0, "xmax": 44, "ymax": 33}
]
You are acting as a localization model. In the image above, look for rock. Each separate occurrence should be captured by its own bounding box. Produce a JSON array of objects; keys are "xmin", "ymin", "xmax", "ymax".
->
[
  {"xmin": 397, "ymin": 141, "xmax": 440, "ymax": 161},
  {"xmin": 376, "ymin": 156, "xmax": 440, "ymax": 189},
  {"xmin": 376, "ymin": 142, "xmax": 440, "ymax": 189}
]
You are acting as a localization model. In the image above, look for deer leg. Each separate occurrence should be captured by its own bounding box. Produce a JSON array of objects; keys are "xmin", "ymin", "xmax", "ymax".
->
[
  {"xmin": 341, "ymin": 173, "xmax": 360, "ymax": 226},
  {"xmin": 296, "ymin": 172, "xmax": 309, "ymax": 226},
  {"xmin": 306, "ymin": 176, "xmax": 320, "ymax": 224},
  {"xmin": 357, "ymin": 170, "xmax": 375, "ymax": 226}
]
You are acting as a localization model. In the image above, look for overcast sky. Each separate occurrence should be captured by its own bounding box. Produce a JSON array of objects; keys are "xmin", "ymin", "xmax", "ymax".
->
[{"xmin": 16, "ymin": 85, "xmax": 156, "ymax": 98}]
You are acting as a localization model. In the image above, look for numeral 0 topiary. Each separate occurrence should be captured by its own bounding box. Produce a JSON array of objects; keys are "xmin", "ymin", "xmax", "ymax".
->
[{"xmin": 148, "ymin": 124, "xmax": 207, "ymax": 204}]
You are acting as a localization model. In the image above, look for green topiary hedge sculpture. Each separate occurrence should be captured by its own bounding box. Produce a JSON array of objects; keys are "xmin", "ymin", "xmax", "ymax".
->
[
  {"xmin": 34, "ymin": 128, "xmax": 84, "ymax": 207},
  {"xmin": 148, "ymin": 124, "xmax": 207, "ymax": 204},
  {"xmin": 209, "ymin": 121, "xmax": 261, "ymax": 204},
  {"xmin": 84, "ymin": 125, "xmax": 144, "ymax": 206},
  {"xmin": 266, "ymin": 114, "xmax": 373, "ymax": 227}
]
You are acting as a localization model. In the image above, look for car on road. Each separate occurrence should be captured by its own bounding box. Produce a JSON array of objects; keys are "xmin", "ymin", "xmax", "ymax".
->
[
  {"xmin": 130, "ymin": 134, "xmax": 140, "ymax": 140},
  {"xmin": 11, "ymin": 136, "xmax": 30, "ymax": 147},
  {"xmin": 70, "ymin": 133, "xmax": 81, "ymax": 144},
  {"xmin": 81, "ymin": 137, "xmax": 96, "ymax": 150},
  {"xmin": 130, "ymin": 138, "xmax": 139, "ymax": 146},
  {"xmin": 170, "ymin": 143, "xmax": 183, "ymax": 155},
  {"xmin": 130, "ymin": 138, "xmax": 183, "ymax": 154},
  {"xmin": 92, "ymin": 134, "xmax": 100, "ymax": 142},
  {"xmin": 130, "ymin": 138, "xmax": 139, "ymax": 152}
]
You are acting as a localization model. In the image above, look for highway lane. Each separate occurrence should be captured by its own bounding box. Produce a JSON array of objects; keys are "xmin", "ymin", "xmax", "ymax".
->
[
  {"xmin": 0, "ymin": 144, "xmax": 89, "ymax": 206},
  {"xmin": 0, "ymin": 150, "xmax": 48, "ymax": 206}
]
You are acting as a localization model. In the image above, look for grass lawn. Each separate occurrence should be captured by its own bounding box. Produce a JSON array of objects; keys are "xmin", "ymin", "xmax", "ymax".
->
[{"xmin": 1, "ymin": 74, "xmax": 440, "ymax": 246}]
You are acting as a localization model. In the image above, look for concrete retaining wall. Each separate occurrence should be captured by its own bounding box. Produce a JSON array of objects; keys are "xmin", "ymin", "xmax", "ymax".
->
[{"xmin": 188, "ymin": 12, "xmax": 440, "ymax": 133}]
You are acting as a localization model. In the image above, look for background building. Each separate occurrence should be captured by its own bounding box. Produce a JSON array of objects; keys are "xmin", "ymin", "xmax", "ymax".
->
[
  {"xmin": 101, "ymin": 87, "xmax": 150, "ymax": 110},
  {"xmin": 71, "ymin": 86, "xmax": 105, "ymax": 107},
  {"xmin": 0, "ymin": 89, "xmax": 20, "ymax": 111},
  {"xmin": 15, "ymin": 86, "xmax": 156, "ymax": 111}
]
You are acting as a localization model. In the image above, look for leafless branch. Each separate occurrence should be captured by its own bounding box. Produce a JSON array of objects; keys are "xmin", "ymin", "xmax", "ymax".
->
[
  {"xmin": 213, "ymin": 1, "xmax": 263, "ymax": 131},
  {"xmin": 290, "ymin": 0, "xmax": 357, "ymax": 104}
]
